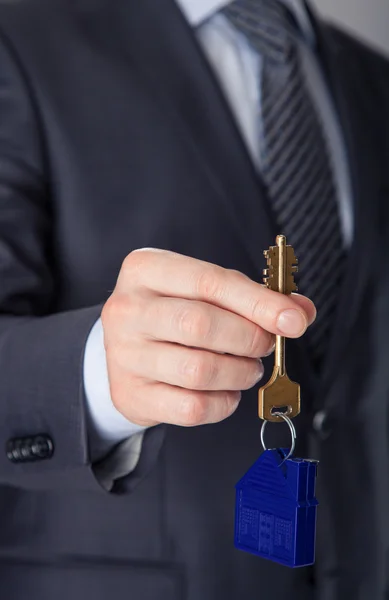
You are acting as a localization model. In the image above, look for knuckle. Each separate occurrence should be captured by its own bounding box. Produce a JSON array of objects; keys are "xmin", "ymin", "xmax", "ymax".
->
[
  {"xmin": 178, "ymin": 393, "xmax": 209, "ymax": 426},
  {"xmin": 230, "ymin": 269, "xmax": 249, "ymax": 280},
  {"xmin": 121, "ymin": 251, "xmax": 140, "ymax": 274},
  {"xmin": 182, "ymin": 355, "xmax": 218, "ymax": 389},
  {"xmin": 101, "ymin": 293, "xmax": 130, "ymax": 328},
  {"xmin": 124, "ymin": 248, "xmax": 151, "ymax": 267},
  {"xmin": 175, "ymin": 305, "xmax": 213, "ymax": 341},
  {"xmin": 249, "ymin": 294, "xmax": 269, "ymax": 323},
  {"xmin": 195, "ymin": 267, "xmax": 225, "ymax": 301},
  {"xmin": 121, "ymin": 249, "xmax": 154, "ymax": 285},
  {"xmin": 101, "ymin": 296, "xmax": 115, "ymax": 326},
  {"xmin": 101, "ymin": 294, "xmax": 123, "ymax": 328}
]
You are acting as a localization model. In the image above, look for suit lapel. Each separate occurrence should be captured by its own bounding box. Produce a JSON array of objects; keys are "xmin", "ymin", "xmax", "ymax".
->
[{"xmin": 306, "ymin": 3, "xmax": 380, "ymax": 405}]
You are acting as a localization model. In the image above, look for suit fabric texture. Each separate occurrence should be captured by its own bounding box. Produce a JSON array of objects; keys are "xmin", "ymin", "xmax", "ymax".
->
[{"xmin": 0, "ymin": 0, "xmax": 388, "ymax": 599}]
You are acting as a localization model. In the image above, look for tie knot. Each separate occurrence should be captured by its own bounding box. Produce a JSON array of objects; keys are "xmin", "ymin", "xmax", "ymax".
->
[{"xmin": 223, "ymin": 0, "xmax": 299, "ymax": 63}]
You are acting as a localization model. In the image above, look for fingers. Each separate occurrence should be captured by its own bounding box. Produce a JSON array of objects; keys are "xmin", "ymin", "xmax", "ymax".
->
[
  {"xmin": 132, "ymin": 296, "xmax": 274, "ymax": 358},
  {"xmin": 114, "ymin": 339, "xmax": 265, "ymax": 391},
  {"xmin": 120, "ymin": 249, "xmax": 316, "ymax": 338},
  {"xmin": 114, "ymin": 377, "xmax": 242, "ymax": 427}
]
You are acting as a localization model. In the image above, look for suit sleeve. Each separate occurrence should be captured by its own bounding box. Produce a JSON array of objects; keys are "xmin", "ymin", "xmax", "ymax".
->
[{"xmin": 0, "ymin": 25, "xmax": 166, "ymax": 493}]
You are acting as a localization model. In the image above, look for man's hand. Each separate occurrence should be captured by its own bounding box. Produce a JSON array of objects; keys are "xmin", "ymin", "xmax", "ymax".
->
[{"xmin": 101, "ymin": 249, "xmax": 316, "ymax": 427}]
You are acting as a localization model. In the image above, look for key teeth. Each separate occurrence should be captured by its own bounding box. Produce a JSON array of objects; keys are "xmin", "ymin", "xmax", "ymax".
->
[{"xmin": 263, "ymin": 239, "xmax": 298, "ymax": 294}]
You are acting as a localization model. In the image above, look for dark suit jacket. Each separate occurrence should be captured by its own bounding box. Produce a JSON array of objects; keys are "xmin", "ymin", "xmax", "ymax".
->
[{"xmin": 0, "ymin": 0, "xmax": 388, "ymax": 598}]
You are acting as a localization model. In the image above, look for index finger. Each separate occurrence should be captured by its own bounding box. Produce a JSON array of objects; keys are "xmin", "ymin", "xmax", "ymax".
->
[{"xmin": 122, "ymin": 248, "xmax": 316, "ymax": 338}]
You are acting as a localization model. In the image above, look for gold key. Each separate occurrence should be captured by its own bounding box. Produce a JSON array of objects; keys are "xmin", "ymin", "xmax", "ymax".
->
[{"xmin": 258, "ymin": 235, "xmax": 301, "ymax": 422}]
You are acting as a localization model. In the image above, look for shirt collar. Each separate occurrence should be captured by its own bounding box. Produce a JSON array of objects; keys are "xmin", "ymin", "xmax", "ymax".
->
[
  {"xmin": 175, "ymin": 0, "xmax": 316, "ymax": 46},
  {"xmin": 176, "ymin": 0, "xmax": 230, "ymax": 26}
]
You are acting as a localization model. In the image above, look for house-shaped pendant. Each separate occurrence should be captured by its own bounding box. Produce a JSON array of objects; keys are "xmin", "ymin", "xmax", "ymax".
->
[{"xmin": 234, "ymin": 448, "xmax": 319, "ymax": 568}]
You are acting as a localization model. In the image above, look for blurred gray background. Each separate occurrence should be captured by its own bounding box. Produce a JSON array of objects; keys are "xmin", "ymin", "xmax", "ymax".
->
[{"xmin": 313, "ymin": 0, "xmax": 389, "ymax": 56}]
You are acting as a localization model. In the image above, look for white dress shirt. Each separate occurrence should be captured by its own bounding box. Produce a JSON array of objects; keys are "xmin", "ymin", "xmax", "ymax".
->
[{"xmin": 83, "ymin": 0, "xmax": 353, "ymax": 480}]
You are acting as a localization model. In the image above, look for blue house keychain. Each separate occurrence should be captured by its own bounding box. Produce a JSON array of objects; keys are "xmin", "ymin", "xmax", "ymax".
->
[
  {"xmin": 234, "ymin": 414, "xmax": 319, "ymax": 567},
  {"xmin": 234, "ymin": 236, "xmax": 319, "ymax": 568}
]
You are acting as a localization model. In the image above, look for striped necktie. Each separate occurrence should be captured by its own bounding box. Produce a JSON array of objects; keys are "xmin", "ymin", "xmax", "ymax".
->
[{"xmin": 223, "ymin": 0, "xmax": 346, "ymax": 367}]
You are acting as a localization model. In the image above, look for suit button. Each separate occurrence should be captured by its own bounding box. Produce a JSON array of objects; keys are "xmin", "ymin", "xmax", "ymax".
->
[
  {"xmin": 313, "ymin": 410, "xmax": 333, "ymax": 439},
  {"xmin": 6, "ymin": 443, "xmax": 19, "ymax": 463},
  {"xmin": 31, "ymin": 435, "xmax": 54, "ymax": 459},
  {"xmin": 6, "ymin": 435, "xmax": 54, "ymax": 463},
  {"xmin": 9, "ymin": 447, "xmax": 22, "ymax": 462},
  {"xmin": 20, "ymin": 443, "xmax": 33, "ymax": 459}
]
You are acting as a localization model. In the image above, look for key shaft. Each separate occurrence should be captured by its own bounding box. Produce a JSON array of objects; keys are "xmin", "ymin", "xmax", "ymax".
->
[{"xmin": 275, "ymin": 235, "xmax": 287, "ymax": 378}]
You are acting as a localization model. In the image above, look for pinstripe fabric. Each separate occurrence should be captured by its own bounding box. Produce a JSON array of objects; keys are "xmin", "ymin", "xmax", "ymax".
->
[{"xmin": 223, "ymin": 0, "xmax": 346, "ymax": 365}]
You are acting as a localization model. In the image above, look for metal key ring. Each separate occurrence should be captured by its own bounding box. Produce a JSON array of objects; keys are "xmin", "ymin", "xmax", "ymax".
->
[{"xmin": 260, "ymin": 412, "xmax": 296, "ymax": 462}]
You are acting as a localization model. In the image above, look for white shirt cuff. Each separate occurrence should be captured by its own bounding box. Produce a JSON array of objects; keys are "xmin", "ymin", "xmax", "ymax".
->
[{"xmin": 83, "ymin": 316, "xmax": 149, "ymax": 461}]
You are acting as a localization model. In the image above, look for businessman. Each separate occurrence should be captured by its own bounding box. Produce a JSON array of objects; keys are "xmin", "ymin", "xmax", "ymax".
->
[{"xmin": 0, "ymin": 0, "xmax": 388, "ymax": 598}]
